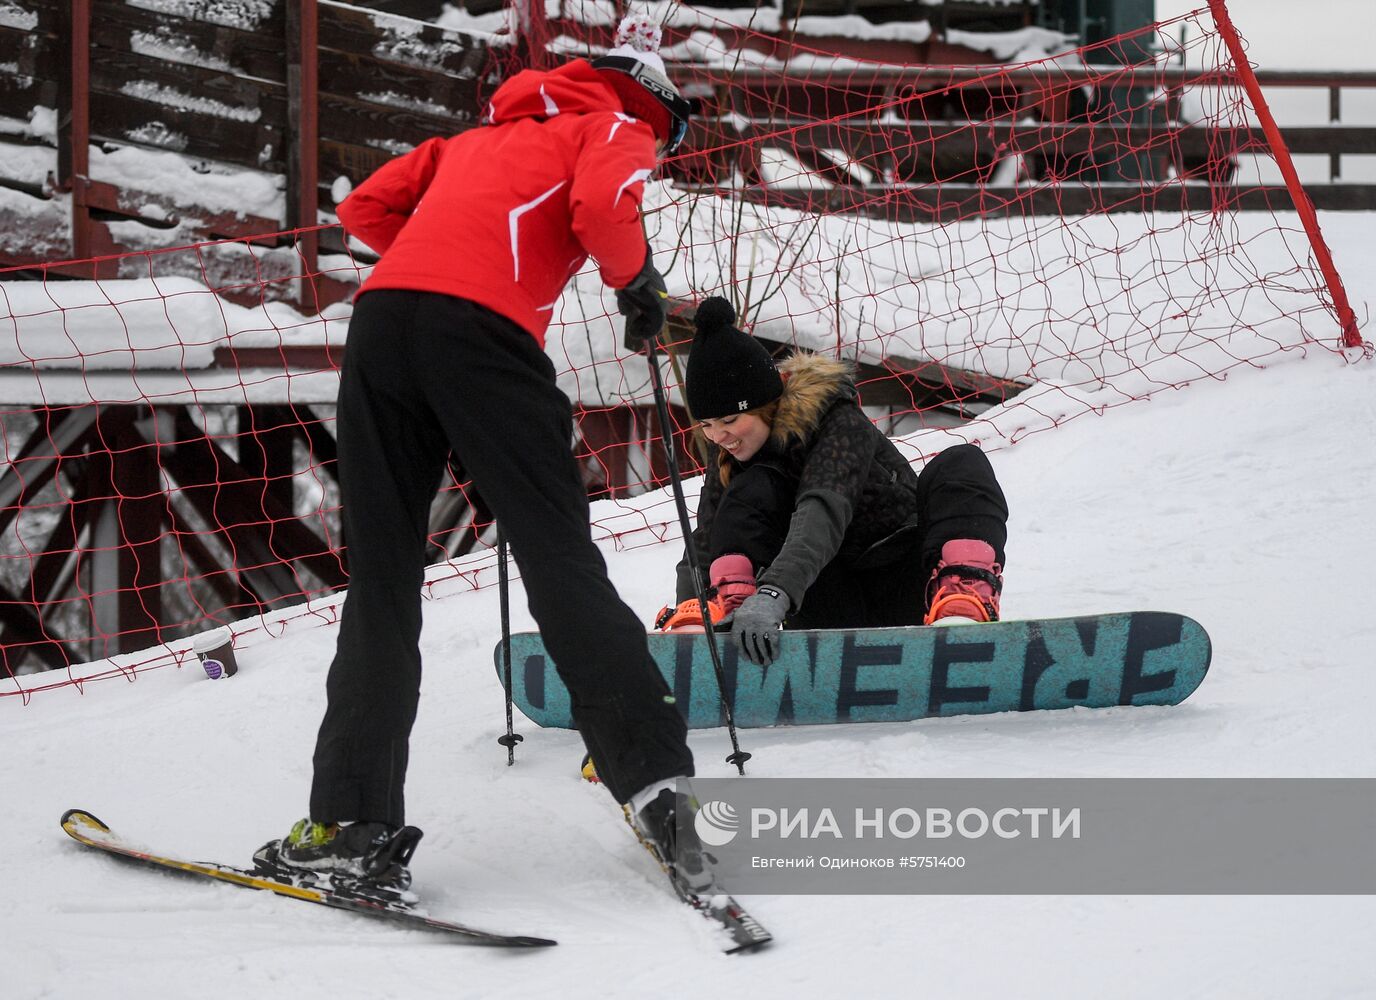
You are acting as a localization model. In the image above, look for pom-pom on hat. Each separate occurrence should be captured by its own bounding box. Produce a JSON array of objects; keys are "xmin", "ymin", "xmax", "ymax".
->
[
  {"xmin": 592, "ymin": 13, "xmax": 692, "ymax": 152},
  {"xmin": 609, "ymin": 13, "xmax": 667, "ymax": 74},
  {"xmin": 685, "ymin": 297, "xmax": 784, "ymax": 420}
]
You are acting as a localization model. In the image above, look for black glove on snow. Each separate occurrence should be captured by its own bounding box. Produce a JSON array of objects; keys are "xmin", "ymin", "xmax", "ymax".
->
[
  {"xmin": 730, "ymin": 585, "xmax": 791, "ymax": 667},
  {"xmin": 616, "ymin": 247, "xmax": 669, "ymax": 348}
]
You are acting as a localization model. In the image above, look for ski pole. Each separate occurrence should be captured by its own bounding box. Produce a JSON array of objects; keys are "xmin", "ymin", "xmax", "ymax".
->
[
  {"xmin": 495, "ymin": 524, "xmax": 522, "ymax": 765},
  {"xmin": 643, "ymin": 329, "xmax": 751, "ymax": 775}
]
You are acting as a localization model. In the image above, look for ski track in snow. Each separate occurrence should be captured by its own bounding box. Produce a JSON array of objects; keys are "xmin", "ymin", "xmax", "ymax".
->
[{"xmin": 3, "ymin": 220, "xmax": 1375, "ymax": 998}]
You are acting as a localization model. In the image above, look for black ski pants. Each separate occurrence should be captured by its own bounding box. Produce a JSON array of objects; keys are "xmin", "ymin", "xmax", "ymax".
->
[
  {"xmin": 311, "ymin": 290, "xmax": 692, "ymax": 823},
  {"xmin": 708, "ymin": 444, "xmax": 1008, "ymax": 629}
]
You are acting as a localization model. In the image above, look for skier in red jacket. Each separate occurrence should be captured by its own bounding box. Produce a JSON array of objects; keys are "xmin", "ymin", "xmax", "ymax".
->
[{"xmin": 268, "ymin": 18, "xmax": 715, "ymax": 896}]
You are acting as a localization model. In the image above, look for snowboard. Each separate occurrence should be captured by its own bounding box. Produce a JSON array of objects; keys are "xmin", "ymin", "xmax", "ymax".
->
[
  {"xmin": 492, "ymin": 612, "xmax": 1211, "ymax": 729},
  {"xmin": 60, "ymin": 809, "xmax": 556, "ymax": 947}
]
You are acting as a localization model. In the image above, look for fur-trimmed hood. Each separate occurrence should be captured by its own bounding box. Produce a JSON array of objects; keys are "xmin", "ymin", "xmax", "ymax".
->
[{"xmin": 769, "ymin": 352, "xmax": 856, "ymax": 449}]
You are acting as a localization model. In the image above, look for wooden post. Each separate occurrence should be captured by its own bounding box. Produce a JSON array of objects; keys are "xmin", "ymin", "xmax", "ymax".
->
[
  {"xmin": 287, "ymin": 0, "xmax": 320, "ymax": 313},
  {"xmin": 1329, "ymin": 85, "xmax": 1342, "ymax": 181},
  {"xmin": 112, "ymin": 411, "xmax": 164, "ymax": 653},
  {"xmin": 56, "ymin": 0, "xmax": 92, "ymax": 262},
  {"xmin": 85, "ymin": 409, "xmax": 163, "ymax": 658}
]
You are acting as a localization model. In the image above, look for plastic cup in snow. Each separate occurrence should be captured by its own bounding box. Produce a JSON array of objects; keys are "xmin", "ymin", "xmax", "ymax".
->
[{"xmin": 193, "ymin": 627, "xmax": 238, "ymax": 680}]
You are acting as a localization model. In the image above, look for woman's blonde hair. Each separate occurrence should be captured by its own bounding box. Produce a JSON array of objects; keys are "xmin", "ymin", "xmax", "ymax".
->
[{"xmin": 701, "ymin": 398, "xmax": 781, "ymax": 486}]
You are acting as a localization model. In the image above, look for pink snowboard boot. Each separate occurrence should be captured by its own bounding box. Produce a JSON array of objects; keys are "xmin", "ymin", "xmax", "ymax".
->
[
  {"xmin": 924, "ymin": 540, "xmax": 1003, "ymax": 626},
  {"xmin": 709, "ymin": 554, "xmax": 757, "ymax": 616}
]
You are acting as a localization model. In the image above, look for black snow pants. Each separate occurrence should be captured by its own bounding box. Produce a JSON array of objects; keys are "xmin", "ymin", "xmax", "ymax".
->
[
  {"xmin": 707, "ymin": 444, "xmax": 1008, "ymax": 629},
  {"xmin": 310, "ymin": 290, "xmax": 692, "ymax": 822}
]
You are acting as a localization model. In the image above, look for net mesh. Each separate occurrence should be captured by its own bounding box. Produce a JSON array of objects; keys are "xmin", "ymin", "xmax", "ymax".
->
[{"xmin": 0, "ymin": 2, "xmax": 1363, "ymax": 691}]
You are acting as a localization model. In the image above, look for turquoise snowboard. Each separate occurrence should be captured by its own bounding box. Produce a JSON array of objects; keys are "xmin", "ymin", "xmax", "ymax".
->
[{"xmin": 492, "ymin": 612, "xmax": 1211, "ymax": 729}]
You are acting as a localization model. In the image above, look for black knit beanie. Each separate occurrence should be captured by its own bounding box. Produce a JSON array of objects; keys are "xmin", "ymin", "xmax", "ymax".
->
[{"xmin": 684, "ymin": 297, "xmax": 784, "ymax": 419}]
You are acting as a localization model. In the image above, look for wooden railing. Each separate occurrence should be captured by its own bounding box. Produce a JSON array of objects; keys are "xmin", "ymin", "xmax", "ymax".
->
[
  {"xmin": 0, "ymin": 0, "xmax": 501, "ymax": 287},
  {"xmin": 668, "ymin": 65, "xmax": 1376, "ymax": 218}
]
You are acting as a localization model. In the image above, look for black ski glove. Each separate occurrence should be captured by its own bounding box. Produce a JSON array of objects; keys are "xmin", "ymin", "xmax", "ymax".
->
[
  {"xmin": 730, "ymin": 585, "xmax": 791, "ymax": 667},
  {"xmin": 616, "ymin": 247, "xmax": 669, "ymax": 348}
]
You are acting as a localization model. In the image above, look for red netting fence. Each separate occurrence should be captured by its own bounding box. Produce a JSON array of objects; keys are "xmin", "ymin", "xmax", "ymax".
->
[{"xmin": 0, "ymin": 1, "xmax": 1365, "ymax": 692}]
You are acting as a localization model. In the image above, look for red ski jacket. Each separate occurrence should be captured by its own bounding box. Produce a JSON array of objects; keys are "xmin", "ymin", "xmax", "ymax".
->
[{"xmin": 336, "ymin": 60, "xmax": 656, "ymax": 346}]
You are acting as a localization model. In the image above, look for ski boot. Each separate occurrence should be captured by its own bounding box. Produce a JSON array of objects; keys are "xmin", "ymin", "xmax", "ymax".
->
[
  {"xmin": 257, "ymin": 819, "xmax": 423, "ymax": 900},
  {"xmin": 923, "ymin": 539, "xmax": 1003, "ymax": 626},
  {"xmin": 623, "ymin": 781, "xmax": 773, "ymax": 951},
  {"xmin": 627, "ymin": 785, "xmax": 719, "ymax": 897}
]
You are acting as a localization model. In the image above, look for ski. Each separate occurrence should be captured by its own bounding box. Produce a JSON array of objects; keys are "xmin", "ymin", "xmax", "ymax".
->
[
  {"xmin": 671, "ymin": 880, "xmax": 773, "ymax": 954},
  {"xmin": 620, "ymin": 804, "xmax": 772, "ymax": 953},
  {"xmin": 60, "ymin": 809, "xmax": 556, "ymax": 948}
]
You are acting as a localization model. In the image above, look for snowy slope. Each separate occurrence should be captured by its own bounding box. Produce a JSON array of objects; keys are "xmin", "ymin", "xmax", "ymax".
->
[{"xmin": 2, "ymin": 216, "xmax": 1375, "ymax": 998}]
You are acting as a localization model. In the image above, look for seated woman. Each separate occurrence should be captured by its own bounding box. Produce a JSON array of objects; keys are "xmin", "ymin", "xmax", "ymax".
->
[
  {"xmin": 583, "ymin": 295, "xmax": 1013, "ymax": 782},
  {"xmin": 665, "ymin": 296, "xmax": 1011, "ymax": 666}
]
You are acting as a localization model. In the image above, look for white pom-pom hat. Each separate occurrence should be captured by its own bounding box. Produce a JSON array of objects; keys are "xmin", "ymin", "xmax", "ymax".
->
[{"xmin": 592, "ymin": 14, "xmax": 692, "ymax": 153}]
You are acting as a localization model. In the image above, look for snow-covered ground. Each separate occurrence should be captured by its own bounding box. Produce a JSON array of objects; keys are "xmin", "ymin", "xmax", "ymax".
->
[{"xmin": 1, "ymin": 206, "xmax": 1373, "ymax": 997}]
